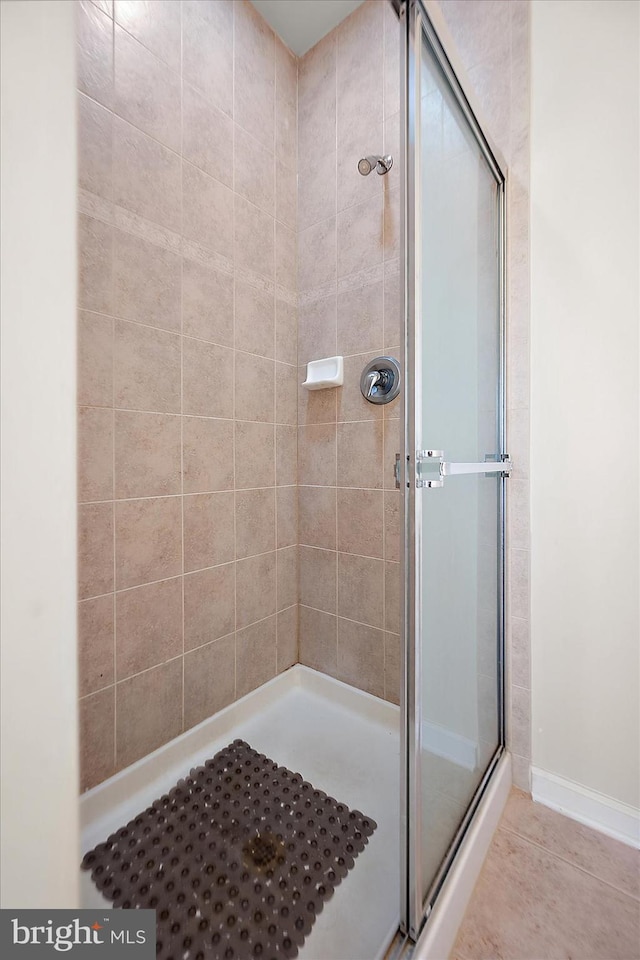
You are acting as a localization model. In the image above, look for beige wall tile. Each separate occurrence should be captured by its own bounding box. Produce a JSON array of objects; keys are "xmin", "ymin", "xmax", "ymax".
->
[
  {"xmin": 337, "ymin": 279, "xmax": 384, "ymax": 357},
  {"xmin": 233, "ymin": 0, "xmax": 275, "ymax": 150},
  {"xmin": 298, "ymin": 218, "xmax": 336, "ymax": 293},
  {"xmin": 510, "ymin": 616, "xmax": 530, "ymax": 689},
  {"xmin": 510, "ymin": 547, "xmax": 530, "ymax": 620},
  {"xmin": 78, "ymin": 595, "xmax": 115, "ymax": 697},
  {"xmin": 383, "ymin": 266, "xmax": 401, "ymax": 349},
  {"xmin": 337, "ymin": 617, "xmax": 384, "ymax": 698},
  {"xmin": 337, "ymin": 489, "xmax": 384, "ymax": 558},
  {"xmin": 298, "ymin": 424, "xmax": 336, "ymax": 486},
  {"xmin": 299, "ymin": 546, "xmax": 337, "ymax": 614},
  {"xmin": 115, "ymin": 496, "xmax": 182, "ymax": 589},
  {"xmin": 385, "ymin": 560, "xmax": 401, "ymax": 635},
  {"xmin": 298, "ymin": 369, "xmax": 337, "ymax": 426},
  {"xmin": 113, "ymin": 227, "xmax": 181, "ymax": 332},
  {"xmin": 116, "ymin": 658, "xmax": 182, "ymax": 768},
  {"xmin": 182, "ymin": 257, "xmax": 234, "ymax": 347},
  {"xmin": 183, "ymin": 162, "xmax": 234, "ymax": 258},
  {"xmin": 337, "ymin": 197, "xmax": 384, "ymax": 279},
  {"xmin": 115, "ymin": 576, "xmax": 183, "ymax": 679},
  {"xmin": 78, "ymin": 312, "xmax": 113, "ymax": 408},
  {"xmin": 383, "ymin": 418, "xmax": 401, "ymax": 489},
  {"xmin": 235, "ymin": 125, "xmax": 275, "ymax": 216},
  {"xmin": 509, "ymin": 683, "xmax": 531, "ymax": 759},
  {"xmin": 298, "ymin": 295, "xmax": 337, "ymax": 365},
  {"xmin": 78, "ymin": 406, "xmax": 114, "ymax": 502},
  {"xmin": 275, "ymin": 38, "xmax": 297, "ymax": 161},
  {"xmin": 338, "ymin": 552, "xmax": 384, "ymax": 628},
  {"xmin": 80, "ymin": 687, "xmax": 115, "ymax": 791},
  {"xmin": 276, "ymin": 486, "xmax": 298, "ymax": 548},
  {"xmin": 276, "ymin": 424, "xmax": 296, "ymax": 487},
  {"xmin": 183, "ymin": 491, "xmax": 235, "ymax": 572},
  {"xmin": 79, "ymin": 502, "xmax": 114, "ymax": 599},
  {"xmin": 384, "ymin": 490, "xmax": 400, "ymax": 562},
  {"xmin": 184, "ymin": 563, "xmax": 235, "ymax": 651},
  {"xmin": 183, "ymin": 338, "xmax": 234, "ymax": 419},
  {"xmin": 277, "ymin": 605, "xmax": 298, "ymax": 672},
  {"xmin": 77, "ymin": 1, "xmax": 114, "ymax": 109},
  {"xmin": 184, "ymin": 417, "xmax": 234, "ymax": 493},
  {"xmin": 235, "ymin": 352, "xmax": 275, "ymax": 423},
  {"xmin": 298, "ymin": 486, "xmax": 336, "ymax": 550},
  {"xmin": 236, "ymin": 552, "xmax": 277, "ymax": 629},
  {"xmin": 184, "ymin": 634, "xmax": 236, "ymax": 729},
  {"xmin": 114, "ymin": 0, "xmax": 180, "ymax": 70},
  {"xmin": 299, "ymin": 606, "xmax": 337, "ymax": 676},
  {"xmin": 276, "ymin": 300, "xmax": 297, "ymax": 366},
  {"xmin": 276, "ymin": 159, "xmax": 297, "ymax": 232},
  {"xmin": 114, "ymin": 25, "xmax": 181, "ymax": 151},
  {"xmin": 114, "ymin": 320, "xmax": 181, "ymax": 414},
  {"xmin": 235, "ymin": 488, "xmax": 276, "ymax": 559},
  {"xmin": 298, "ymin": 34, "xmax": 336, "ymax": 163},
  {"xmin": 276, "ymin": 222, "xmax": 297, "ymax": 294},
  {"xmin": 235, "ymin": 280, "xmax": 275, "ymax": 360},
  {"xmin": 234, "ymin": 196, "xmax": 275, "ymax": 281},
  {"xmin": 113, "ymin": 117, "xmax": 181, "ymax": 232},
  {"xmin": 276, "ymin": 362, "xmax": 297, "ymax": 425},
  {"xmin": 182, "ymin": 82, "xmax": 233, "ymax": 187},
  {"xmin": 337, "ymin": 421, "xmax": 383, "ymax": 489},
  {"xmin": 78, "ymin": 215, "xmax": 113, "ymax": 315},
  {"xmin": 236, "ymin": 614, "xmax": 277, "ymax": 698},
  {"xmin": 115, "ymin": 411, "xmax": 181, "ymax": 498},
  {"xmin": 78, "ymin": 94, "xmax": 113, "ymax": 200},
  {"xmin": 299, "ymin": 157, "xmax": 336, "ymax": 232},
  {"xmin": 182, "ymin": 0, "xmax": 233, "ymax": 117},
  {"xmin": 276, "ymin": 546, "xmax": 297, "ymax": 612}
]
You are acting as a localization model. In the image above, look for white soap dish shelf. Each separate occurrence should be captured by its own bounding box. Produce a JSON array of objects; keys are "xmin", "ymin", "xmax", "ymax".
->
[{"xmin": 302, "ymin": 356, "xmax": 344, "ymax": 390}]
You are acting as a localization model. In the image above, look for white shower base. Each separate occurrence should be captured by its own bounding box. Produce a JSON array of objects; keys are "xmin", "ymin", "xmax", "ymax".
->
[{"xmin": 80, "ymin": 665, "xmax": 401, "ymax": 960}]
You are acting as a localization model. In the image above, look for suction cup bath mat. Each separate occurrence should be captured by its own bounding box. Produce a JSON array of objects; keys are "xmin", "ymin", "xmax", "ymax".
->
[{"xmin": 82, "ymin": 739, "xmax": 377, "ymax": 960}]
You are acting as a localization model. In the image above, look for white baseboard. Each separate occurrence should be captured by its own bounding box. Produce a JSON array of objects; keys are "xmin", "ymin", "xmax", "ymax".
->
[
  {"xmin": 413, "ymin": 751, "xmax": 512, "ymax": 960},
  {"xmin": 422, "ymin": 721, "xmax": 477, "ymax": 771},
  {"xmin": 531, "ymin": 767, "xmax": 640, "ymax": 850}
]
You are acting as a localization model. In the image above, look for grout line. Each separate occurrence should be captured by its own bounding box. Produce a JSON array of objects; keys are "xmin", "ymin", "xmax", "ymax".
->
[{"xmin": 497, "ymin": 825, "xmax": 640, "ymax": 903}]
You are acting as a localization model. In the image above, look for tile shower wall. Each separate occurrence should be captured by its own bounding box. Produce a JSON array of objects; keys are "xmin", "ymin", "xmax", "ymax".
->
[
  {"xmin": 434, "ymin": 0, "xmax": 532, "ymax": 790},
  {"xmin": 76, "ymin": 0, "xmax": 298, "ymax": 791},
  {"xmin": 296, "ymin": 1, "xmax": 402, "ymax": 704}
]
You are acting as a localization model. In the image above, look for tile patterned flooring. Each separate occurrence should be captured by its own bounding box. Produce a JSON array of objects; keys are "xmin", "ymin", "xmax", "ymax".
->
[{"xmin": 452, "ymin": 788, "xmax": 640, "ymax": 960}]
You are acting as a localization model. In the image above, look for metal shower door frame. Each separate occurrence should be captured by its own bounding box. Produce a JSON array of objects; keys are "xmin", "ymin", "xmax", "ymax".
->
[{"xmin": 397, "ymin": 0, "xmax": 509, "ymax": 940}]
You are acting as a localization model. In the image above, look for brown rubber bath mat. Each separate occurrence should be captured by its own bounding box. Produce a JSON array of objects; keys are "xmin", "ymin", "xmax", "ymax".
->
[{"xmin": 81, "ymin": 739, "xmax": 377, "ymax": 960}]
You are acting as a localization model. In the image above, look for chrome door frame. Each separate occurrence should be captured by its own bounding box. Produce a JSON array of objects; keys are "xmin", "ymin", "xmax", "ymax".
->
[{"xmin": 399, "ymin": 0, "xmax": 508, "ymax": 939}]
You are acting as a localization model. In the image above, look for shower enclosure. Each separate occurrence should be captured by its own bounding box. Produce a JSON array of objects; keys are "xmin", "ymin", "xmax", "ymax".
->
[
  {"xmin": 75, "ymin": 0, "xmax": 511, "ymax": 954},
  {"xmin": 400, "ymin": 0, "xmax": 509, "ymax": 941}
]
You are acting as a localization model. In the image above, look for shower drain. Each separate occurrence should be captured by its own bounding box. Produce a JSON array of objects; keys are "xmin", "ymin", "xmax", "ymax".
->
[{"xmin": 81, "ymin": 739, "xmax": 377, "ymax": 960}]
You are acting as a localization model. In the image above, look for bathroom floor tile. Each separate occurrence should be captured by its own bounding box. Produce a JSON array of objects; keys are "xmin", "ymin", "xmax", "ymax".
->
[{"xmin": 453, "ymin": 790, "xmax": 640, "ymax": 960}]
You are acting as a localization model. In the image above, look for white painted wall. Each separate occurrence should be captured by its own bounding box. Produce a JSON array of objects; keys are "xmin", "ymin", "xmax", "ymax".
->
[
  {"xmin": 531, "ymin": 0, "xmax": 640, "ymax": 814},
  {"xmin": 0, "ymin": 0, "xmax": 79, "ymax": 906}
]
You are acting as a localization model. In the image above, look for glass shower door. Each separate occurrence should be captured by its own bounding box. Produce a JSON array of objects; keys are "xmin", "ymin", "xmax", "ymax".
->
[{"xmin": 402, "ymin": 1, "xmax": 508, "ymax": 939}]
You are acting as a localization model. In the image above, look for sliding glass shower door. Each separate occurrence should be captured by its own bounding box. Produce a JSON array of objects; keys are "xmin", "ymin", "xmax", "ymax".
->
[{"xmin": 402, "ymin": 1, "xmax": 508, "ymax": 939}]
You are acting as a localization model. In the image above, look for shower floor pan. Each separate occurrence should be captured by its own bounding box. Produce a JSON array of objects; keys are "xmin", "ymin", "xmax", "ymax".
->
[{"xmin": 81, "ymin": 665, "xmax": 401, "ymax": 960}]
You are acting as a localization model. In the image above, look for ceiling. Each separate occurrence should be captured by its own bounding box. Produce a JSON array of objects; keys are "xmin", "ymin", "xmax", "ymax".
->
[{"xmin": 250, "ymin": 0, "xmax": 366, "ymax": 56}]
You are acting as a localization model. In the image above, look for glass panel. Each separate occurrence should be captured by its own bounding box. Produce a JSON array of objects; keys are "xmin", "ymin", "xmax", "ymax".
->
[{"xmin": 417, "ymin": 28, "xmax": 502, "ymax": 904}]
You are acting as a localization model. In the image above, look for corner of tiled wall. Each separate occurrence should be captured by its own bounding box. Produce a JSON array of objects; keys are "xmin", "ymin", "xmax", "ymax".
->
[
  {"xmin": 77, "ymin": 0, "xmax": 299, "ymax": 791},
  {"xmin": 295, "ymin": 0, "xmax": 402, "ymax": 706}
]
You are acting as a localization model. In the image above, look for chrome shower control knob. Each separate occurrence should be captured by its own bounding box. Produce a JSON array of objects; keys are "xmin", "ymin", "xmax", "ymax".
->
[{"xmin": 360, "ymin": 357, "xmax": 401, "ymax": 404}]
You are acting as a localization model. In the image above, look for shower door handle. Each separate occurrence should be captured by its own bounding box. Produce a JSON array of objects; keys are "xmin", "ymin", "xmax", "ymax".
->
[{"xmin": 416, "ymin": 451, "xmax": 512, "ymax": 488}]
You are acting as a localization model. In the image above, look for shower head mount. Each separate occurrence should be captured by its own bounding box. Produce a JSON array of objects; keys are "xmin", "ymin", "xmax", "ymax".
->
[{"xmin": 357, "ymin": 154, "xmax": 393, "ymax": 176}]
